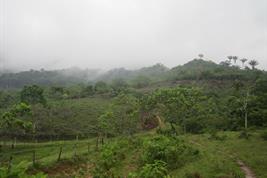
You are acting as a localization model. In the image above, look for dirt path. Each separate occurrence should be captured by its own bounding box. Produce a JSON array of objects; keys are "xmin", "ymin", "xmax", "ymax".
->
[
  {"xmin": 189, "ymin": 140, "xmax": 257, "ymax": 178},
  {"xmin": 237, "ymin": 160, "xmax": 256, "ymax": 178}
]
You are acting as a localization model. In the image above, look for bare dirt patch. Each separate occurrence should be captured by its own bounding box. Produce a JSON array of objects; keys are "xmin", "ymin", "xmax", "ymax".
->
[{"xmin": 237, "ymin": 160, "xmax": 256, "ymax": 178}]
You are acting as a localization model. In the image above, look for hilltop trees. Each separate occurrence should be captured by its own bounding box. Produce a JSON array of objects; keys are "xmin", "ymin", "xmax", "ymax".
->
[
  {"xmin": 220, "ymin": 60, "xmax": 231, "ymax": 67},
  {"xmin": 198, "ymin": 54, "xmax": 204, "ymax": 59},
  {"xmin": 227, "ymin": 56, "xmax": 233, "ymax": 63},
  {"xmin": 132, "ymin": 76, "xmax": 151, "ymax": 88},
  {"xmin": 249, "ymin": 60, "xmax": 259, "ymax": 70},
  {"xmin": 240, "ymin": 58, "xmax": 248, "ymax": 68},
  {"xmin": 220, "ymin": 56, "xmax": 260, "ymax": 72},
  {"xmin": 233, "ymin": 56, "xmax": 238, "ymax": 64}
]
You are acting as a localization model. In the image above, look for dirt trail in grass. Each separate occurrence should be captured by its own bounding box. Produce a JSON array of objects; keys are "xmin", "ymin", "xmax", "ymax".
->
[
  {"xmin": 237, "ymin": 160, "xmax": 256, "ymax": 178},
  {"xmin": 190, "ymin": 140, "xmax": 257, "ymax": 178}
]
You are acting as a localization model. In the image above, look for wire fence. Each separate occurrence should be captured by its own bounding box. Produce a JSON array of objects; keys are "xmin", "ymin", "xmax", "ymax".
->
[{"xmin": 0, "ymin": 139, "xmax": 96, "ymax": 168}]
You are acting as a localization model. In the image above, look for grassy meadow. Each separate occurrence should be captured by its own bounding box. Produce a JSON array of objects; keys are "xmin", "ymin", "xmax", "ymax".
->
[{"xmin": 1, "ymin": 130, "xmax": 266, "ymax": 178}]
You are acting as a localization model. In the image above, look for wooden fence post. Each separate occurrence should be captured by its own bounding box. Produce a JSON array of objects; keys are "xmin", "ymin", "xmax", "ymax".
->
[
  {"xmin": 73, "ymin": 144, "xmax": 77, "ymax": 157},
  {"xmin": 101, "ymin": 136, "xmax": 104, "ymax": 145},
  {"xmin": 96, "ymin": 137, "xmax": 99, "ymax": 151},
  {"xmin": 32, "ymin": 150, "xmax": 36, "ymax": 166},
  {"xmin": 7, "ymin": 156, "xmax": 12, "ymax": 173},
  {"xmin": 14, "ymin": 137, "xmax": 17, "ymax": 148},
  {"xmin": 57, "ymin": 146, "xmax": 62, "ymax": 162}
]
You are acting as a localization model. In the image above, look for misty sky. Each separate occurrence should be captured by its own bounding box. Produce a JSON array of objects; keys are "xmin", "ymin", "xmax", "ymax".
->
[{"xmin": 0, "ymin": 0, "xmax": 266, "ymax": 71}]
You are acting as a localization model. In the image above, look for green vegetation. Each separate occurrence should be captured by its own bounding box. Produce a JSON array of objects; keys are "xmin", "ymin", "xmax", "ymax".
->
[{"xmin": 0, "ymin": 58, "xmax": 267, "ymax": 177}]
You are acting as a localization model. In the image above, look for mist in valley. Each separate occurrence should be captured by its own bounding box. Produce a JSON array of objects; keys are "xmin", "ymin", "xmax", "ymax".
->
[{"xmin": 0, "ymin": 0, "xmax": 266, "ymax": 72}]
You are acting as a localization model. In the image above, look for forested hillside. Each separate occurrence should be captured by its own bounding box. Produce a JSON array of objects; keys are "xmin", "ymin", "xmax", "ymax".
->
[
  {"xmin": 0, "ymin": 59, "xmax": 265, "ymax": 89},
  {"xmin": 1, "ymin": 58, "xmax": 267, "ymax": 178}
]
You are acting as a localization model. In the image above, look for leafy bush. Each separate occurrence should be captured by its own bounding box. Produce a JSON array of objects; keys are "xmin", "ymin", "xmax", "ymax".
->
[
  {"xmin": 208, "ymin": 130, "xmax": 227, "ymax": 141},
  {"xmin": 0, "ymin": 161, "xmax": 46, "ymax": 178},
  {"xmin": 156, "ymin": 123, "xmax": 182, "ymax": 136},
  {"xmin": 239, "ymin": 130, "xmax": 250, "ymax": 139},
  {"xmin": 92, "ymin": 140, "xmax": 127, "ymax": 178},
  {"xmin": 128, "ymin": 160, "xmax": 169, "ymax": 178},
  {"xmin": 142, "ymin": 135, "xmax": 199, "ymax": 170}
]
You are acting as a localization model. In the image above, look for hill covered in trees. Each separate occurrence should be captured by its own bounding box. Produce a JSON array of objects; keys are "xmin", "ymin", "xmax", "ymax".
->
[
  {"xmin": 1, "ymin": 58, "xmax": 267, "ymax": 177},
  {"xmin": 0, "ymin": 58, "xmax": 265, "ymax": 89}
]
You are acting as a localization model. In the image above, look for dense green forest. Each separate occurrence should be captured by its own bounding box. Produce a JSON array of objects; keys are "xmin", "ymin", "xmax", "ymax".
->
[{"xmin": 0, "ymin": 58, "xmax": 267, "ymax": 178}]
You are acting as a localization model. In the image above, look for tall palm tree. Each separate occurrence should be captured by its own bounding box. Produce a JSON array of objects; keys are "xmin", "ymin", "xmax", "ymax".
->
[
  {"xmin": 249, "ymin": 60, "xmax": 259, "ymax": 70},
  {"xmin": 232, "ymin": 56, "xmax": 238, "ymax": 64},
  {"xmin": 227, "ymin": 56, "xmax": 233, "ymax": 63},
  {"xmin": 198, "ymin": 54, "xmax": 204, "ymax": 59},
  {"xmin": 240, "ymin": 58, "xmax": 248, "ymax": 68}
]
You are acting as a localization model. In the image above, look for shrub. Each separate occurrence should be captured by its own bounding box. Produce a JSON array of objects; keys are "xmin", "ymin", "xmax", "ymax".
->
[
  {"xmin": 0, "ymin": 161, "xmax": 47, "ymax": 178},
  {"xmin": 92, "ymin": 140, "xmax": 127, "ymax": 178},
  {"xmin": 128, "ymin": 160, "xmax": 169, "ymax": 178},
  {"xmin": 138, "ymin": 160, "xmax": 168, "ymax": 178},
  {"xmin": 208, "ymin": 130, "xmax": 227, "ymax": 141},
  {"xmin": 156, "ymin": 123, "xmax": 182, "ymax": 136},
  {"xmin": 142, "ymin": 135, "xmax": 199, "ymax": 170},
  {"xmin": 239, "ymin": 130, "xmax": 250, "ymax": 139}
]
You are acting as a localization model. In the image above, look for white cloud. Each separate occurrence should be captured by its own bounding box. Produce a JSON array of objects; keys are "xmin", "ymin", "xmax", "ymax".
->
[{"xmin": 0, "ymin": 0, "xmax": 266, "ymax": 71}]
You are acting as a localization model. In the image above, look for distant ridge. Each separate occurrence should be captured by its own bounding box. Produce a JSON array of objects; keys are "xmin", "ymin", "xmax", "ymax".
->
[{"xmin": 0, "ymin": 59, "xmax": 265, "ymax": 89}]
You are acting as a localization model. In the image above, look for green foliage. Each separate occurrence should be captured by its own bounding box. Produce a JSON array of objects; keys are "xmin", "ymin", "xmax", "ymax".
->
[
  {"xmin": 0, "ymin": 103, "xmax": 32, "ymax": 136},
  {"xmin": 0, "ymin": 162, "xmax": 46, "ymax": 178},
  {"xmin": 97, "ymin": 111, "xmax": 114, "ymax": 136},
  {"xmin": 0, "ymin": 91, "xmax": 17, "ymax": 109},
  {"xmin": 49, "ymin": 86, "xmax": 65, "ymax": 99},
  {"xmin": 137, "ymin": 160, "xmax": 168, "ymax": 178},
  {"xmin": 110, "ymin": 79, "xmax": 129, "ymax": 96},
  {"xmin": 169, "ymin": 59, "xmax": 265, "ymax": 81},
  {"xmin": 92, "ymin": 140, "xmax": 127, "ymax": 178},
  {"xmin": 105, "ymin": 94, "xmax": 140, "ymax": 136},
  {"xmin": 142, "ymin": 135, "xmax": 199, "ymax": 170},
  {"xmin": 142, "ymin": 86, "xmax": 207, "ymax": 133},
  {"xmin": 95, "ymin": 81, "xmax": 110, "ymax": 94},
  {"xmin": 238, "ymin": 130, "xmax": 250, "ymax": 139},
  {"xmin": 41, "ymin": 97, "xmax": 110, "ymax": 138},
  {"xmin": 81, "ymin": 85, "xmax": 95, "ymax": 97},
  {"xmin": 131, "ymin": 75, "xmax": 151, "ymax": 88},
  {"xmin": 20, "ymin": 85, "xmax": 46, "ymax": 106},
  {"xmin": 208, "ymin": 130, "xmax": 227, "ymax": 141},
  {"xmin": 156, "ymin": 123, "xmax": 182, "ymax": 136}
]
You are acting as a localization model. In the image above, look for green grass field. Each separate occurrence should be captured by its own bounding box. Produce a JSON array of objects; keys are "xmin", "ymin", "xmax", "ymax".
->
[
  {"xmin": 0, "ymin": 139, "xmax": 95, "ymax": 168},
  {"xmin": 1, "ymin": 130, "xmax": 266, "ymax": 178}
]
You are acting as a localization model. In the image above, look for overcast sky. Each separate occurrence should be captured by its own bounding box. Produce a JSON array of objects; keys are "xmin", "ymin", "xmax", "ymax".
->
[{"xmin": 0, "ymin": 0, "xmax": 266, "ymax": 71}]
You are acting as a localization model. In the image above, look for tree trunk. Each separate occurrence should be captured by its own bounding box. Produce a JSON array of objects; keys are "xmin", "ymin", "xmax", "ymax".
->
[
  {"xmin": 183, "ymin": 117, "xmax": 186, "ymax": 134},
  {"xmin": 244, "ymin": 90, "xmax": 249, "ymax": 130},
  {"xmin": 96, "ymin": 135, "xmax": 99, "ymax": 151},
  {"xmin": 245, "ymin": 110, "xmax": 248, "ymax": 130}
]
